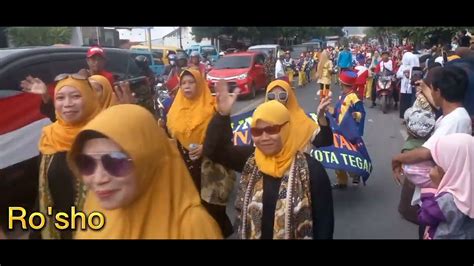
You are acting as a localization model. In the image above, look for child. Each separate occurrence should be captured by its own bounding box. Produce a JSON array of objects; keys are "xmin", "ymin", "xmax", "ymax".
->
[
  {"xmin": 418, "ymin": 133, "xmax": 474, "ymax": 239},
  {"xmin": 331, "ymin": 71, "xmax": 366, "ymax": 189},
  {"xmin": 402, "ymin": 107, "xmax": 437, "ymax": 189}
]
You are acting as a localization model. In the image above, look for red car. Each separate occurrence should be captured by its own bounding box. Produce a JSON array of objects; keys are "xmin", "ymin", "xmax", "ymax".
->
[{"xmin": 206, "ymin": 52, "xmax": 267, "ymax": 99}]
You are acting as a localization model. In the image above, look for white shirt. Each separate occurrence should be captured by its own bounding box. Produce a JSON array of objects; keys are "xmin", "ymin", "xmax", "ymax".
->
[
  {"xmin": 397, "ymin": 52, "xmax": 420, "ymax": 94},
  {"xmin": 435, "ymin": 56, "xmax": 444, "ymax": 66},
  {"xmin": 402, "ymin": 52, "xmax": 420, "ymax": 69},
  {"xmin": 411, "ymin": 107, "xmax": 472, "ymax": 206},
  {"xmin": 379, "ymin": 60, "xmax": 393, "ymax": 72},
  {"xmin": 275, "ymin": 59, "xmax": 285, "ymax": 79},
  {"xmin": 396, "ymin": 65, "xmax": 412, "ymax": 94},
  {"xmin": 423, "ymin": 107, "xmax": 472, "ymax": 149}
]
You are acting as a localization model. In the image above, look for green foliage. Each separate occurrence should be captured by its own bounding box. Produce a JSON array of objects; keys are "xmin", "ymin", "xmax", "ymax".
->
[
  {"xmin": 191, "ymin": 27, "xmax": 344, "ymax": 43},
  {"xmin": 7, "ymin": 27, "xmax": 72, "ymax": 46}
]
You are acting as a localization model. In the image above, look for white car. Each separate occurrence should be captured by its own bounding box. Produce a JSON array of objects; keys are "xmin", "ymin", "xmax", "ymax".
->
[{"xmin": 247, "ymin": 44, "xmax": 280, "ymax": 58}]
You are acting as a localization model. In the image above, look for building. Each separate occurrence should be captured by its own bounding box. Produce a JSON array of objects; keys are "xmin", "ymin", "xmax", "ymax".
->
[
  {"xmin": 161, "ymin": 27, "xmax": 212, "ymax": 49},
  {"xmin": 70, "ymin": 27, "xmax": 123, "ymax": 47}
]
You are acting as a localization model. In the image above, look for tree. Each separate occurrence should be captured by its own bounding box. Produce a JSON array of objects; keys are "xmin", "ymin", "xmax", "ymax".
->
[
  {"xmin": 191, "ymin": 27, "xmax": 344, "ymax": 47},
  {"xmin": 365, "ymin": 27, "xmax": 468, "ymax": 49},
  {"xmin": 7, "ymin": 27, "xmax": 73, "ymax": 47}
]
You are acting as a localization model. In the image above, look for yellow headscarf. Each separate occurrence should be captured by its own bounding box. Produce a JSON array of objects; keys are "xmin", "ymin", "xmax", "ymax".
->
[
  {"xmin": 265, "ymin": 80, "xmax": 318, "ymax": 151},
  {"xmin": 38, "ymin": 77, "xmax": 99, "ymax": 155},
  {"xmin": 167, "ymin": 68, "xmax": 216, "ymax": 149},
  {"xmin": 89, "ymin": 75, "xmax": 117, "ymax": 111},
  {"xmin": 69, "ymin": 104, "xmax": 222, "ymax": 239},
  {"xmin": 252, "ymin": 101, "xmax": 299, "ymax": 177}
]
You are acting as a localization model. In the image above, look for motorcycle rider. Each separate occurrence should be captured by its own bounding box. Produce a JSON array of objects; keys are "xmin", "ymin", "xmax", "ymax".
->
[
  {"xmin": 163, "ymin": 53, "xmax": 178, "ymax": 79},
  {"xmin": 135, "ymin": 55, "xmax": 156, "ymax": 87},
  {"xmin": 132, "ymin": 55, "xmax": 155, "ymax": 115},
  {"xmin": 200, "ymin": 52, "xmax": 212, "ymax": 76},
  {"xmin": 189, "ymin": 51, "xmax": 206, "ymax": 76},
  {"xmin": 164, "ymin": 53, "xmax": 188, "ymax": 98},
  {"xmin": 374, "ymin": 51, "xmax": 397, "ymax": 108}
]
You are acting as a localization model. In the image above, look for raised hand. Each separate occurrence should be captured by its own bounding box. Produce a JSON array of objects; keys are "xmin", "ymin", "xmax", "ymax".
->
[
  {"xmin": 214, "ymin": 80, "xmax": 239, "ymax": 116},
  {"xmin": 20, "ymin": 76, "xmax": 47, "ymax": 95}
]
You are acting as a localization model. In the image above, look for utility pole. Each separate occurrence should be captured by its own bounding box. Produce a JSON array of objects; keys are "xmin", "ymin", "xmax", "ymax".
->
[
  {"xmin": 178, "ymin": 27, "xmax": 183, "ymax": 49},
  {"xmin": 145, "ymin": 27, "xmax": 152, "ymax": 51},
  {"xmin": 96, "ymin": 27, "xmax": 101, "ymax": 46}
]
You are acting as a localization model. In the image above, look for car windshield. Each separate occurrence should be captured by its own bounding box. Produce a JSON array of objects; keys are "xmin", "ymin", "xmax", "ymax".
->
[
  {"xmin": 248, "ymin": 48, "xmax": 273, "ymax": 57},
  {"xmin": 213, "ymin": 56, "xmax": 252, "ymax": 69},
  {"xmin": 202, "ymin": 46, "xmax": 217, "ymax": 56}
]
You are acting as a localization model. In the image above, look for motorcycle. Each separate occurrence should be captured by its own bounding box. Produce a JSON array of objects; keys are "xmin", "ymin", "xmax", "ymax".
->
[
  {"xmin": 154, "ymin": 77, "xmax": 172, "ymax": 125},
  {"xmin": 375, "ymin": 69, "xmax": 396, "ymax": 114}
]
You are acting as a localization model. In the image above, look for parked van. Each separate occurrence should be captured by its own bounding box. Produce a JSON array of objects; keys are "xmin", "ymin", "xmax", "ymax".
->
[
  {"xmin": 185, "ymin": 44, "xmax": 219, "ymax": 62},
  {"xmin": 131, "ymin": 45, "xmax": 185, "ymax": 65},
  {"xmin": 247, "ymin": 44, "xmax": 280, "ymax": 58}
]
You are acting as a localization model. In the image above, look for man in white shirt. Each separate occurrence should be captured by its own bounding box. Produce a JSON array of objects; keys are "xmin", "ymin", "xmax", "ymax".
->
[
  {"xmin": 275, "ymin": 51, "xmax": 285, "ymax": 79},
  {"xmin": 392, "ymin": 66, "xmax": 471, "ymax": 238},
  {"xmin": 397, "ymin": 48, "xmax": 420, "ymax": 119}
]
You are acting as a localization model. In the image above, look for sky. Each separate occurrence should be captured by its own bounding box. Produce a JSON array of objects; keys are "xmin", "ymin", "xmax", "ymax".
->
[{"xmin": 118, "ymin": 27, "xmax": 369, "ymax": 42}]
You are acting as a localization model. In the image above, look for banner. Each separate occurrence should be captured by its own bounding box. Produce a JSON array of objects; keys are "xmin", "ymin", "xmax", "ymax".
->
[{"xmin": 230, "ymin": 110, "xmax": 372, "ymax": 182}]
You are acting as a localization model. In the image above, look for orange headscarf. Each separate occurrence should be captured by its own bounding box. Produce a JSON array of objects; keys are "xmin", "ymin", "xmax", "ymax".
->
[
  {"xmin": 89, "ymin": 75, "xmax": 117, "ymax": 111},
  {"xmin": 38, "ymin": 77, "xmax": 99, "ymax": 155},
  {"xmin": 166, "ymin": 68, "xmax": 216, "ymax": 149},
  {"xmin": 251, "ymin": 101, "xmax": 299, "ymax": 177},
  {"xmin": 265, "ymin": 79, "xmax": 318, "ymax": 151},
  {"xmin": 69, "ymin": 104, "xmax": 222, "ymax": 239}
]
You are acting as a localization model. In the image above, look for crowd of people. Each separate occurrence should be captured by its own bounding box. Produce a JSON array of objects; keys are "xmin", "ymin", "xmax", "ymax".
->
[{"xmin": 2, "ymin": 29, "xmax": 474, "ymax": 239}]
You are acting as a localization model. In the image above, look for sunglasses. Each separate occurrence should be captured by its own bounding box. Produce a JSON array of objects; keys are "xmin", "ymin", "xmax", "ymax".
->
[
  {"xmin": 250, "ymin": 121, "xmax": 288, "ymax": 137},
  {"xmin": 54, "ymin": 73, "xmax": 89, "ymax": 82},
  {"xmin": 267, "ymin": 91, "xmax": 288, "ymax": 102},
  {"xmin": 75, "ymin": 151, "xmax": 133, "ymax": 177}
]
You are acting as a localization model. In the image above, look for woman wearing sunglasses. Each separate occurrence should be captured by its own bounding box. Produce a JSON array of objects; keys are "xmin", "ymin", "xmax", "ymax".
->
[
  {"xmin": 205, "ymin": 99, "xmax": 333, "ymax": 239},
  {"xmin": 265, "ymin": 78, "xmax": 333, "ymax": 152},
  {"xmin": 67, "ymin": 104, "xmax": 222, "ymax": 239},
  {"xmin": 166, "ymin": 68, "xmax": 234, "ymax": 237},
  {"xmin": 28, "ymin": 74, "xmax": 100, "ymax": 239}
]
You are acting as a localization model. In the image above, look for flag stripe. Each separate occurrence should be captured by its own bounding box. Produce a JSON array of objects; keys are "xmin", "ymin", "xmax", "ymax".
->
[
  {"xmin": 0, "ymin": 92, "xmax": 47, "ymax": 135},
  {"xmin": 0, "ymin": 118, "xmax": 51, "ymax": 169}
]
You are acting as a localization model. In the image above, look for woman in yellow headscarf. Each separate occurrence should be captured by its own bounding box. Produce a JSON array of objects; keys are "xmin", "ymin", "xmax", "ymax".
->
[
  {"xmin": 88, "ymin": 75, "xmax": 117, "ymax": 111},
  {"xmin": 31, "ymin": 74, "xmax": 99, "ymax": 239},
  {"xmin": 166, "ymin": 68, "xmax": 233, "ymax": 237},
  {"xmin": 204, "ymin": 100, "xmax": 334, "ymax": 239},
  {"xmin": 265, "ymin": 79, "xmax": 333, "ymax": 152},
  {"xmin": 68, "ymin": 104, "xmax": 222, "ymax": 239}
]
